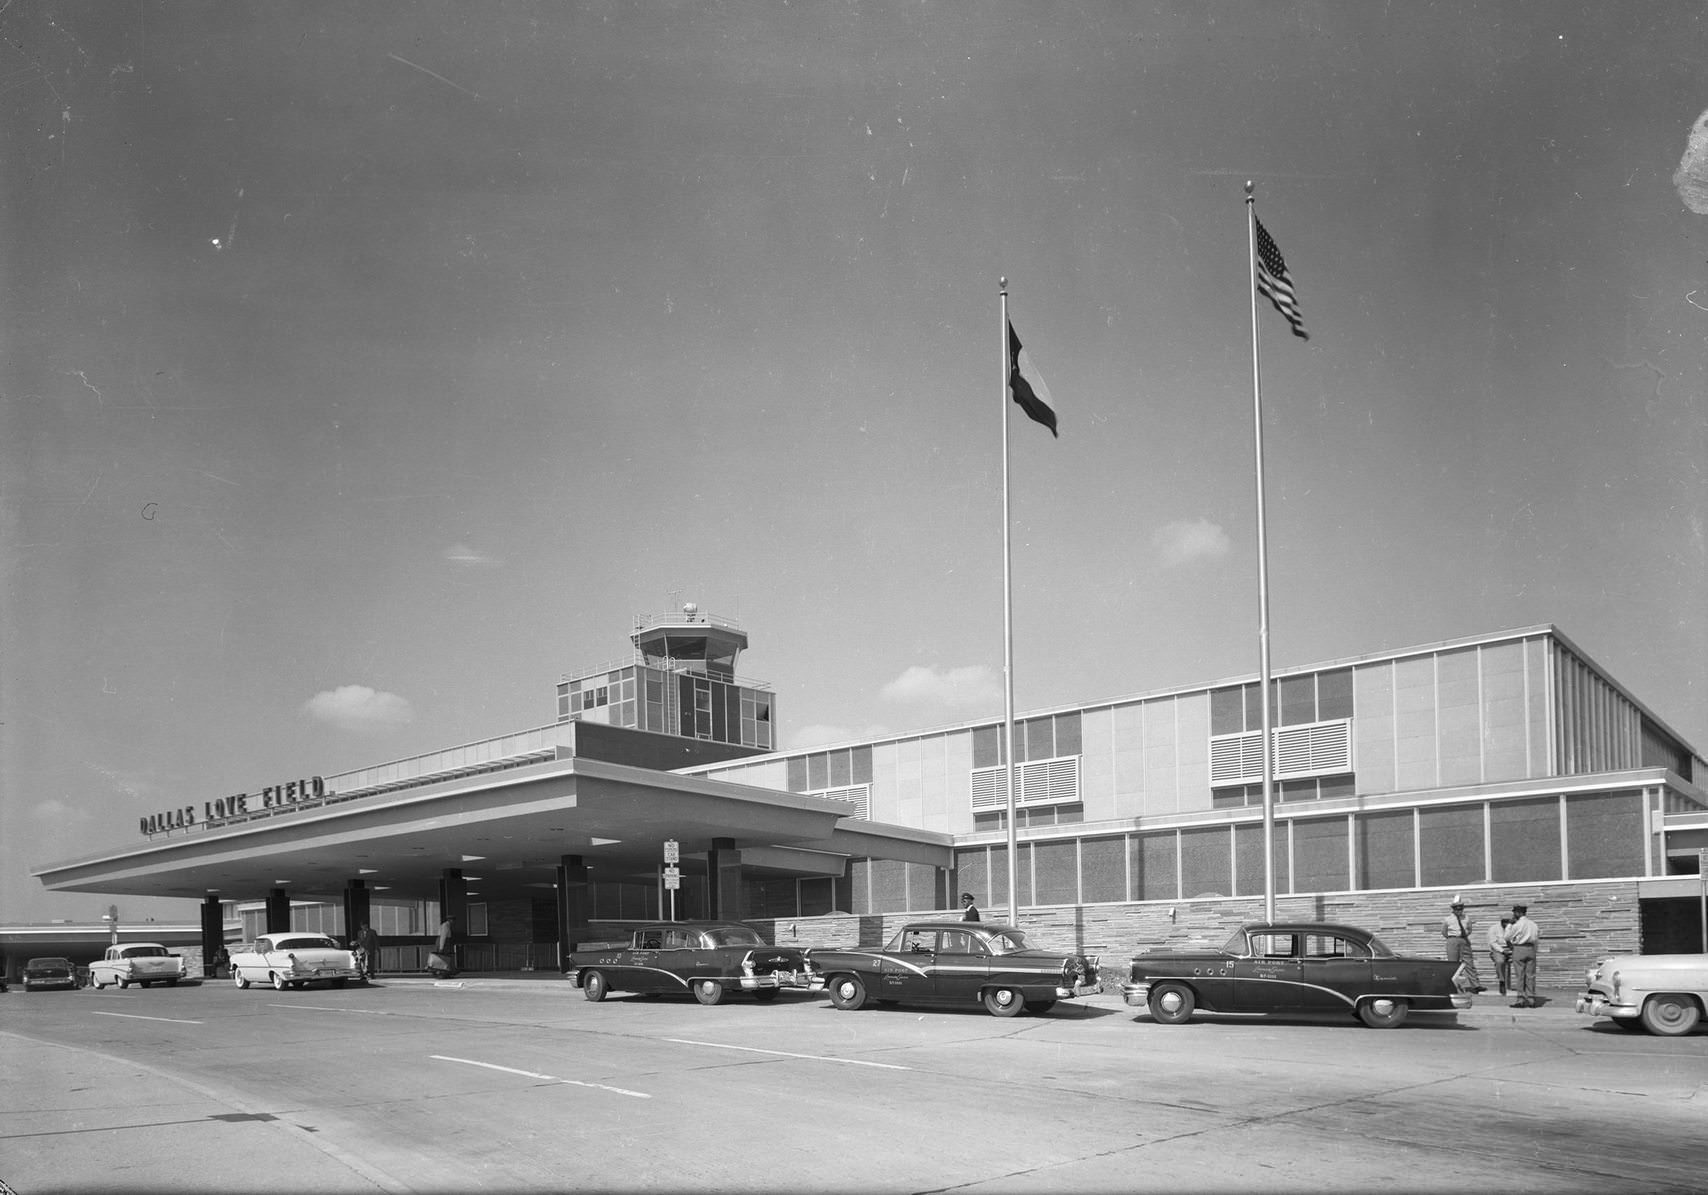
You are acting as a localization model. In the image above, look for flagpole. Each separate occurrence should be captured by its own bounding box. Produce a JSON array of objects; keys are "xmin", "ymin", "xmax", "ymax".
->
[
  {"xmin": 1000, "ymin": 278, "xmax": 1019, "ymax": 928},
  {"xmin": 1246, "ymin": 181, "xmax": 1277, "ymax": 925}
]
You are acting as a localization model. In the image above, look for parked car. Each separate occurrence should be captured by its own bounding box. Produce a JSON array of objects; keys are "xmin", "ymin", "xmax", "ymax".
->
[
  {"xmin": 88, "ymin": 943, "xmax": 187, "ymax": 989},
  {"xmin": 229, "ymin": 934, "xmax": 365, "ymax": 990},
  {"xmin": 811, "ymin": 921, "xmax": 1101, "ymax": 1017},
  {"xmin": 1123, "ymin": 922, "xmax": 1471, "ymax": 1029},
  {"xmin": 1576, "ymin": 953, "xmax": 1708, "ymax": 1036},
  {"xmin": 22, "ymin": 957, "xmax": 81, "ymax": 992},
  {"xmin": 565, "ymin": 921, "xmax": 817, "ymax": 1005}
]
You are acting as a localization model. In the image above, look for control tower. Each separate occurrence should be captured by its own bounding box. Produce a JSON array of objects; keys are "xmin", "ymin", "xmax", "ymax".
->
[{"xmin": 556, "ymin": 606, "xmax": 773, "ymax": 750}]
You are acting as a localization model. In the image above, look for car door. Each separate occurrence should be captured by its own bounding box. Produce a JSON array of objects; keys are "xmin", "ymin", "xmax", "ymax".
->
[
  {"xmin": 930, "ymin": 929, "xmax": 988, "ymax": 1004},
  {"xmin": 625, "ymin": 928, "xmax": 669, "ymax": 993},
  {"xmin": 1293, "ymin": 932, "xmax": 1372, "ymax": 1013},
  {"xmin": 878, "ymin": 928, "xmax": 937, "ymax": 1000},
  {"xmin": 1233, "ymin": 931, "xmax": 1304, "ymax": 1011}
]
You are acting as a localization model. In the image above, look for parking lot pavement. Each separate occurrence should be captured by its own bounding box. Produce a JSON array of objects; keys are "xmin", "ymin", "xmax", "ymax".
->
[{"xmin": 0, "ymin": 1030, "xmax": 406, "ymax": 1194}]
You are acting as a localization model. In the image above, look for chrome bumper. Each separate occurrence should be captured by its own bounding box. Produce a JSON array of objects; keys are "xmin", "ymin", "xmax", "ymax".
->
[
  {"xmin": 1449, "ymin": 993, "xmax": 1473, "ymax": 1010},
  {"xmin": 738, "ymin": 970, "xmax": 817, "ymax": 991},
  {"xmin": 1121, "ymin": 981, "xmax": 1151, "ymax": 1007},
  {"xmin": 1575, "ymin": 993, "xmax": 1637, "ymax": 1019},
  {"xmin": 1061, "ymin": 981, "xmax": 1101, "ymax": 999}
]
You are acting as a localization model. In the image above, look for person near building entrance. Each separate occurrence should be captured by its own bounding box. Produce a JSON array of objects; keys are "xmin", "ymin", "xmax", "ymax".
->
[
  {"xmin": 1441, "ymin": 896, "xmax": 1486, "ymax": 993},
  {"xmin": 960, "ymin": 893, "xmax": 980, "ymax": 922},
  {"xmin": 359, "ymin": 923, "xmax": 379, "ymax": 979},
  {"xmin": 428, "ymin": 916, "xmax": 459, "ymax": 978},
  {"xmin": 1486, "ymin": 917, "xmax": 1512, "ymax": 996},
  {"xmin": 1506, "ymin": 904, "xmax": 1540, "ymax": 1007}
]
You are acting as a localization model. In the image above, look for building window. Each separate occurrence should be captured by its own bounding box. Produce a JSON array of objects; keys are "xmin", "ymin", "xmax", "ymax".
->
[
  {"xmin": 1356, "ymin": 809, "xmax": 1414, "ymax": 890},
  {"xmin": 1210, "ymin": 719, "xmax": 1352, "ymax": 787}
]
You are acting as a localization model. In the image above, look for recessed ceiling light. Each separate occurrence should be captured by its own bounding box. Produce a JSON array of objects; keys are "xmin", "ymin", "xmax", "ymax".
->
[{"xmin": 590, "ymin": 837, "xmax": 621, "ymax": 847}]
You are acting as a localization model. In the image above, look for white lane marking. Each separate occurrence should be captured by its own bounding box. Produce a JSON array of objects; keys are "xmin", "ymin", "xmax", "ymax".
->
[
  {"xmin": 90, "ymin": 1011, "xmax": 204, "ymax": 1025},
  {"xmin": 665, "ymin": 1038, "xmax": 911, "ymax": 1070},
  {"xmin": 268, "ymin": 1003, "xmax": 393, "ymax": 1014},
  {"xmin": 431, "ymin": 1055, "xmax": 650, "ymax": 1099}
]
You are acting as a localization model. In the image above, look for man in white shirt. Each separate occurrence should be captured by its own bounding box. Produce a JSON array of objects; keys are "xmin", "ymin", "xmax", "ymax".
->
[
  {"xmin": 1485, "ymin": 917, "xmax": 1512, "ymax": 996},
  {"xmin": 1441, "ymin": 896, "xmax": 1486, "ymax": 994},
  {"xmin": 1506, "ymin": 904, "xmax": 1541, "ymax": 1007}
]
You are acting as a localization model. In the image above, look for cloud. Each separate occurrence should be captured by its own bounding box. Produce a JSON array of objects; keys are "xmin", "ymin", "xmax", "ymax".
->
[
  {"xmin": 1675, "ymin": 108, "xmax": 1708, "ymax": 214},
  {"xmin": 444, "ymin": 543, "xmax": 503, "ymax": 568},
  {"xmin": 880, "ymin": 665, "xmax": 1002, "ymax": 710},
  {"xmin": 1153, "ymin": 518, "xmax": 1231, "ymax": 567},
  {"xmin": 302, "ymin": 685, "xmax": 415, "ymax": 732},
  {"xmin": 33, "ymin": 796, "xmax": 93, "ymax": 827}
]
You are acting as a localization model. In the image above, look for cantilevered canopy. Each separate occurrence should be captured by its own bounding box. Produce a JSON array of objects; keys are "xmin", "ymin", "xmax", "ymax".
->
[{"xmin": 34, "ymin": 756, "xmax": 951, "ymax": 904}]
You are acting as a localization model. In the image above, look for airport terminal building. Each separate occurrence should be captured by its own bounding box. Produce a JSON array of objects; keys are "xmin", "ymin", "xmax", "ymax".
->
[{"xmin": 32, "ymin": 612, "xmax": 1708, "ymax": 985}]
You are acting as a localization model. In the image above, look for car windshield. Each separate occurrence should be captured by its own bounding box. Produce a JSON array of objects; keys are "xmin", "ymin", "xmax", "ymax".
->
[
  {"xmin": 277, "ymin": 937, "xmax": 338, "ymax": 950},
  {"xmin": 702, "ymin": 927, "xmax": 764, "ymax": 948}
]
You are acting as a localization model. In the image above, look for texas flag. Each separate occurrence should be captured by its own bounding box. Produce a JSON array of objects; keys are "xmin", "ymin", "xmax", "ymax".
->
[{"xmin": 1007, "ymin": 321, "xmax": 1058, "ymax": 437}]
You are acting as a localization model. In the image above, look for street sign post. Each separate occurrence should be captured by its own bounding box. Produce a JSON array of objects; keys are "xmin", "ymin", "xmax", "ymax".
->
[
  {"xmin": 1699, "ymin": 848, "xmax": 1706, "ymax": 954},
  {"xmin": 663, "ymin": 841, "xmax": 680, "ymax": 921}
]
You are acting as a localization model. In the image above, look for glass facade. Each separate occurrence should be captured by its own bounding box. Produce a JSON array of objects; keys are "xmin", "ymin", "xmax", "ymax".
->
[{"xmin": 558, "ymin": 665, "xmax": 771, "ymax": 750}]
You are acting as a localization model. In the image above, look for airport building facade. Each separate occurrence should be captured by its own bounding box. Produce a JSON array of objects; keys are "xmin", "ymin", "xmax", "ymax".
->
[{"xmin": 32, "ymin": 613, "xmax": 1708, "ymax": 985}]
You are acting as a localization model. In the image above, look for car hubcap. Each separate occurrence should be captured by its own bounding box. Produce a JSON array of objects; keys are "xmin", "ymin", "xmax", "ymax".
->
[
  {"xmin": 1371, "ymin": 999, "xmax": 1396, "ymax": 1017},
  {"xmin": 1159, "ymin": 991, "xmax": 1182, "ymax": 1014},
  {"xmin": 993, "ymin": 990, "xmax": 1015, "ymax": 1008},
  {"xmin": 837, "ymin": 981, "xmax": 856, "ymax": 1001},
  {"xmin": 1654, "ymin": 1002, "xmax": 1685, "ymax": 1028}
]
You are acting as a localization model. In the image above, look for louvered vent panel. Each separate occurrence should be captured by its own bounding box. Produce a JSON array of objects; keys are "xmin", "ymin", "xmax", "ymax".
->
[
  {"xmin": 1210, "ymin": 719, "xmax": 1352, "ymax": 786},
  {"xmin": 814, "ymin": 783, "xmax": 871, "ymax": 820},
  {"xmin": 969, "ymin": 756, "xmax": 1080, "ymax": 810}
]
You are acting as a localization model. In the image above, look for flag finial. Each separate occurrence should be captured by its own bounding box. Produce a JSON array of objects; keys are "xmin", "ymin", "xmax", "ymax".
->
[
  {"xmin": 1245, "ymin": 179, "xmax": 1255, "ymax": 198},
  {"xmin": 1000, "ymin": 276, "xmax": 1007, "ymax": 292}
]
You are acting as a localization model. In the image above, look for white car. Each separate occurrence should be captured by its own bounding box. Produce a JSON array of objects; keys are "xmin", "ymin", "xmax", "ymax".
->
[
  {"xmin": 1576, "ymin": 953, "xmax": 1707, "ymax": 1036},
  {"xmin": 230, "ymin": 933, "xmax": 365, "ymax": 991},
  {"xmin": 88, "ymin": 943, "xmax": 186, "ymax": 989}
]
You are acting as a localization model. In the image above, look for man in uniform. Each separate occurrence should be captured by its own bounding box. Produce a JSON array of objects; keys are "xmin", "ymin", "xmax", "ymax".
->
[
  {"xmin": 1506, "ymin": 903, "xmax": 1541, "ymax": 1007},
  {"xmin": 1441, "ymin": 896, "xmax": 1485, "ymax": 993},
  {"xmin": 960, "ymin": 893, "xmax": 980, "ymax": 922}
]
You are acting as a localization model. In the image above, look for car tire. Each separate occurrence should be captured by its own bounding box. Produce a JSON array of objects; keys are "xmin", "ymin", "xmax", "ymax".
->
[
  {"xmin": 167, "ymin": 978, "xmax": 178, "ymax": 986},
  {"xmin": 827, "ymin": 974, "xmax": 869, "ymax": 1011},
  {"xmin": 692, "ymin": 979, "xmax": 726, "ymax": 1006},
  {"xmin": 272, "ymin": 972, "xmax": 289, "ymax": 991},
  {"xmin": 1024, "ymin": 999, "xmax": 1057, "ymax": 1014},
  {"xmin": 1639, "ymin": 994, "xmax": 1702, "ymax": 1037},
  {"xmin": 90, "ymin": 974, "xmax": 105, "ymax": 990},
  {"xmin": 1148, "ymin": 981, "xmax": 1196, "ymax": 1025},
  {"xmin": 117, "ymin": 977, "xmax": 129, "ymax": 990},
  {"xmin": 1358, "ymin": 997, "xmax": 1410, "ymax": 1029},
  {"xmin": 752, "ymin": 988, "xmax": 779, "ymax": 1002},
  {"xmin": 983, "ymin": 986, "xmax": 1025, "ymax": 1017},
  {"xmin": 233, "ymin": 971, "xmax": 250, "ymax": 989},
  {"xmin": 583, "ymin": 970, "xmax": 608, "ymax": 1003}
]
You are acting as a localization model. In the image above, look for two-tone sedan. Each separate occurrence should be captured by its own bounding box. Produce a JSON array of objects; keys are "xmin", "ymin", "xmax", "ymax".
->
[
  {"xmin": 1123, "ymin": 922, "xmax": 1471, "ymax": 1029},
  {"xmin": 564, "ymin": 921, "xmax": 818, "ymax": 1005},
  {"xmin": 811, "ymin": 921, "xmax": 1100, "ymax": 1017},
  {"xmin": 229, "ymin": 934, "xmax": 366, "ymax": 991},
  {"xmin": 1577, "ymin": 953, "xmax": 1707, "ymax": 1036}
]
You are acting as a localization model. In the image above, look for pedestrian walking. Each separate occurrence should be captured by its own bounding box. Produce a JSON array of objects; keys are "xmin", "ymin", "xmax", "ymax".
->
[
  {"xmin": 1441, "ymin": 896, "xmax": 1486, "ymax": 993},
  {"xmin": 1506, "ymin": 904, "xmax": 1540, "ymax": 1007},
  {"xmin": 1485, "ymin": 917, "xmax": 1512, "ymax": 996},
  {"xmin": 359, "ymin": 923, "xmax": 379, "ymax": 979}
]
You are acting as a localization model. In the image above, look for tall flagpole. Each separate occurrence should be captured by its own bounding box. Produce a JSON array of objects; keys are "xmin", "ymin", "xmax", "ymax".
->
[
  {"xmin": 1245, "ymin": 182, "xmax": 1277, "ymax": 925},
  {"xmin": 999, "ymin": 278, "xmax": 1019, "ymax": 928}
]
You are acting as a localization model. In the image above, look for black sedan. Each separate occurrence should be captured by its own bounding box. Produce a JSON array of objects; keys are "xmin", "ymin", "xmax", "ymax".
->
[
  {"xmin": 564, "ymin": 921, "xmax": 817, "ymax": 1005},
  {"xmin": 22, "ymin": 957, "xmax": 81, "ymax": 992},
  {"xmin": 811, "ymin": 921, "xmax": 1100, "ymax": 1017},
  {"xmin": 1123, "ymin": 922, "xmax": 1471, "ymax": 1029}
]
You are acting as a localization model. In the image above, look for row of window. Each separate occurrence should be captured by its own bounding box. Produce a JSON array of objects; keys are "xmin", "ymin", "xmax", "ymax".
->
[{"xmin": 951, "ymin": 790, "xmax": 1646, "ymax": 909}]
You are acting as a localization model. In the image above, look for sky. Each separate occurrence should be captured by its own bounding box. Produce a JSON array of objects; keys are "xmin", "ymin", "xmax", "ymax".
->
[{"xmin": 4, "ymin": 2, "xmax": 1705, "ymax": 925}]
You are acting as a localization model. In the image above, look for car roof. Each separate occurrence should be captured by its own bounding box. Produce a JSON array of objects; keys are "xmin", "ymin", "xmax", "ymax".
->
[
  {"xmin": 26, "ymin": 957, "xmax": 73, "ymax": 965},
  {"xmin": 1237, "ymin": 922, "xmax": 1379, "ymax": 940},
  {"xmin": 116, "ymin": 942, "xmax": 170, "ymax": 950},
  {"xmin": 895, "ymin": 921, "xmax": 1019, "ymax": 933}
]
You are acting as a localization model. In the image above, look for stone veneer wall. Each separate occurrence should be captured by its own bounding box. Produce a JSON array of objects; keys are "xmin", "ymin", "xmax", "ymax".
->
[{"xmin": 746, "ymin": 879, "xmax": 1642, "ymax": 991}]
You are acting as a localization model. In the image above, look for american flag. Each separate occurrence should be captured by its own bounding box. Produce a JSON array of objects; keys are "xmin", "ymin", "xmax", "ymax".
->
[{"xmin": 1254, "ymin": 215, "xmax": 1309, "ymax": 341}]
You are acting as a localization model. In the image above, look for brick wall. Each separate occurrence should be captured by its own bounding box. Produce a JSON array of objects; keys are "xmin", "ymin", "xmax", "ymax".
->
[{"xmin": 745, "ymin": 880, "xmax": 1641, "ymax": 991}]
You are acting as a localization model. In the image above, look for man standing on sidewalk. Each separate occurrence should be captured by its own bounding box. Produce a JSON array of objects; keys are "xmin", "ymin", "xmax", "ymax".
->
[
  {"xmin": 1441, "ymin": 896, "xmax": 1486, "ymax": 994},
  {"xmin": 1506, "ymin": 903, "xmax": 1541, "ymax": 1007},
  {"xmin": 1486, "ymin": 917, "xmax": 1512, "ymax": 997}
]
